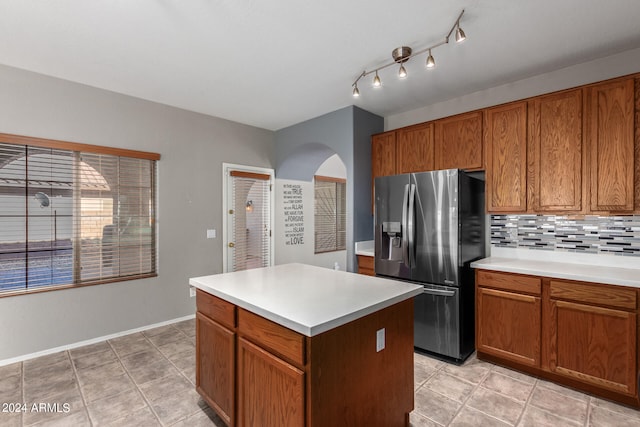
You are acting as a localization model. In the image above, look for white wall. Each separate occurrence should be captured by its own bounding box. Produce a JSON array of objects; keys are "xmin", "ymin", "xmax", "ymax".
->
[
  {"xmin": 0, "ymin": 64, "xmax": 274, "ymax": 362},
  {"xmin": 275, "ymin": 155, "xmax": 348, "ymax": 270}
]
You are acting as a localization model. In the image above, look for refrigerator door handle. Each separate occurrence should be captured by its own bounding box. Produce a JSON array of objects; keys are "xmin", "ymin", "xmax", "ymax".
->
[
  {"xmin": 401, "ymin": 183, "xmax": 409, "ymax": 267},
  {"xmin": 422, "ymin": 287, "xmax": 456, "ymax": 297},
  {"xmin": 407, "ymin": 183, "xmax": 416, "ymax": 268}
]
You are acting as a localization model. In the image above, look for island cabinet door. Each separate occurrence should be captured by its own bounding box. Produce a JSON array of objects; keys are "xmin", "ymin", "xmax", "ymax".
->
[
  {"xmin": 548, "ymin": 292, "xmax": 637, "ymax": 396},
  {"xmin": 476, "ymin": 287, "xmax": 541, "ymax": 367},
  {"xmin": 237, "ymin": 337, "xmax": 305, "ymax": 427},
  {"xmin": 196, "ymin": 312, "xmax": 235, "ymax": 426}
]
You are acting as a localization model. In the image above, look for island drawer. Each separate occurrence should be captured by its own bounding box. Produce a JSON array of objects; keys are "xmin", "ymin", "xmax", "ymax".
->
[
  {"xmin": 477, "ymin": 270, "xmax": 541, "ymax": 295},
  {"xmin": 238, "ymin": 308, "xmax": 306, "ymax": 367},
  {"xmin": 549, "ymin": 279, "xmax": 637, "ymax": 310},
  {"xmin": 196, "ymin": 289, "xmax": 236, "ymax": 329}
]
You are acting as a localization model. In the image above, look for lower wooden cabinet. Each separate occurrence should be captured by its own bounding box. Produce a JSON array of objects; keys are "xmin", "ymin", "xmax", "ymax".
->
[
  {"xmin": 196, "ymin": 299, "xmax": 236, "ymax": 426},
  {"xmin": 237, "ymin": 337, "xmax": 305, "ymax": 427},
  {"xmin": 477, "ymin": 287, "xmax": 541, "ymax": 367},
  {"xmin": 356, "ymin": 255, "xmax": 374, "ymax": 276},
  {"xmin": 476, "ymin": 270, "xmax": 640, "ymax": 407},
  {"xmin": 547, "ymin": 279, "xmax": 637, "ymax": 396}
]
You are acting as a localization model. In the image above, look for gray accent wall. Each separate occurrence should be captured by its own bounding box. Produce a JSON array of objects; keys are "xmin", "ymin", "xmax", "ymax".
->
[
  {"xmin": 275, "ymin": 106, "xmax": 382, "ymax": 272},
  {"xmin": 0, "ymin": 64, "xmax": 274, "ymax": 361}
]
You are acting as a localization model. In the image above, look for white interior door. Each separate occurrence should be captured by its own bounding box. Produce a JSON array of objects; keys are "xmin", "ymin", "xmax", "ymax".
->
[{"xmin": 223, "ymin": 164, "xmax": 274, "ymax": 272}]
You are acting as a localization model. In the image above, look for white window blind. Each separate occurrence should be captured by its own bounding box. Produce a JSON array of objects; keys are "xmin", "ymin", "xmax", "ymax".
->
[
  {"xmin": 229, "ymin": 171, "xmax": 271, "ymax": 272},
  {"xmin": 0, "ymin": 135, "xmax": 159, "ymax": 296},
  {"xmin": 314, "ymin": 175, "xmax": 346, "ymax": 253}
]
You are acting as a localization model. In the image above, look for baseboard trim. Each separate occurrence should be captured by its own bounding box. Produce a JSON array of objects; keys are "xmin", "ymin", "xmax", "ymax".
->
[{"xmin": 0, "ymin": 313, "xmax": 196, "ymax": 367}]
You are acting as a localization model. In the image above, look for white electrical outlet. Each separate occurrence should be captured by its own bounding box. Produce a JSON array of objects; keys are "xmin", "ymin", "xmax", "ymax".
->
[
  {"xmin": 189, "ymin": 286, "xmax": 196, "ymax": 298},
  {"xmin": 206, "ymin": 229, "xmax": 216, "ymax": 239},
  {"xmin": 376, "ymin": 328, "xmax": 385, "ymax": 352}
]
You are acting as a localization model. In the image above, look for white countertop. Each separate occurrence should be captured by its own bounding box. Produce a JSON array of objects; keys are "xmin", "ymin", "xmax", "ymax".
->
[
  {"xmin": 189, "ymin": 263, "xmax": 422, "ymax": 337},
  {"xmin": 355, "ymin": 240, "xmax": 374, "ymax": 257},
  {"xmin": 471, "ymin": 251, "xmax": 640, "ymax": 288}
]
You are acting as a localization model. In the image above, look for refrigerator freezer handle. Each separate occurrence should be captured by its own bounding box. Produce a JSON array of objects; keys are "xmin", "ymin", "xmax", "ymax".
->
[
  {"xmin": 407, "ymin": 183, "xmax": 416, "ymax": 268},
  {"xmin": 401, "ymin": 184, "xmax": 409, "ymax": 268},
  {"xmin": 422, "ymin": 287, "xmax": 456, "ymax": 297}
]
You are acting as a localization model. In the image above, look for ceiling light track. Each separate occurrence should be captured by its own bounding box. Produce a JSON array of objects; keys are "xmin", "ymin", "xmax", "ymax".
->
[{"xmin": 352, "ymin": 9, "xmax": 467, "ymax": 97}]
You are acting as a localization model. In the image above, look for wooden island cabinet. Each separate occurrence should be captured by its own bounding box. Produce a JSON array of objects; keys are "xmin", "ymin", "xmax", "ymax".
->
[
  {"xmin": 475, "ymin": 268, "xmax": 640, "ymax": 407},
  {"xmin": 192, "ymin": 264, "xmax": 422, "ymax": 427}
]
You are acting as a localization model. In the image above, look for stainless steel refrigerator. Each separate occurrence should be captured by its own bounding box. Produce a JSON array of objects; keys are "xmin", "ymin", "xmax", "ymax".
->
[{"xmin": 374, "ymin": 169, "xmax": 485, "ymax": 363}]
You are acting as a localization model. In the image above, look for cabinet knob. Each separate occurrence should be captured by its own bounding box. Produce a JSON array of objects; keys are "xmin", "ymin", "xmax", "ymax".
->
[{"xmin": 228, "ymin": 242, "xmax": 235, "ymax": 248}]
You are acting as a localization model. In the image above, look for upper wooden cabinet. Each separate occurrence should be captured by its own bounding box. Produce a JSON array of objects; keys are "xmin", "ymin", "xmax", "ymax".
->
[
  {"xmin": 371, "ymin": 125, "xmax": 434, "ymax": 211},
  {"xmin": 371, "ymin": 131, "xmax": 397, "ymax": 180},
  {"xmin": 370, "ymin": 73, "xmax": 639, "ymax": 215},
  {"xmin": 528, "ymin": 89, "xmax": 584, "ymax": 213},
  {"xmin": 586, "ymin": 77, "xmax": 635, "ymax": 212},
  {"xmin": 636, "ymin": 78, "xmax": 640, "ymax": 213},
  {"xmin": 485, "ymin": 101, "xmax": 528, "ymax": 212},
  {"xmin": 434, "ymin": 111, "xmax": 483, "ymax": 171},
  {"xmin": 396, "ymin": 122, "xmax": 435, "ymax": 173}
]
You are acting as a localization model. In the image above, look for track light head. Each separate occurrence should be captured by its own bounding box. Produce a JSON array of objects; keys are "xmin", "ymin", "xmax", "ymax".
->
[
  {"xmin": 455, "ymin": 24, "xmax": 466, "ymax": 43},
  {"xmin": 426, "ymin": 50, "xmax": 435, "ymax": 69},
  {"xmin": 398, "ymin": 63, "xmax": 407, "ymax": 78},
  {"xmin": 352, "ymin": 85, "xmax": 360, "ymax": 97},
  {"xmin": 373, "ymin": 71, "xmax": 381, "ymax": 87}
]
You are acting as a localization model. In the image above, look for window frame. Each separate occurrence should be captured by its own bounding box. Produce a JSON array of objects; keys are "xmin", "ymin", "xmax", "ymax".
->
[
  {"xmin": 0, "ymin": 132, "xmax": 160, "ymax": 298},
  {"xmin": 313, "ymin": 175, "xmax": 346, "ymax": 254}
]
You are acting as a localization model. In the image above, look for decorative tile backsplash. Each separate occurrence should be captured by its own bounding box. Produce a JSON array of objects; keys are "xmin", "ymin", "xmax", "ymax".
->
[{"xmin": 491, "ymin": 215, "xmax": 640, "ymax": 257}]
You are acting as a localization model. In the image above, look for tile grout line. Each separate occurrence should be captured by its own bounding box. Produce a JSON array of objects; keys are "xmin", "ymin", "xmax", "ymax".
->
[
  {"xmin": 527, "ymin": 381, "xmax": 591, "ymax": 426},
  {"xmin": 512, "ymin": 376, "xmax": 538, "ymax": 426},
  {"xmin": 107, "ymin": 333, "xmax": 164, "ymax": 426},
  {"xmin": 585, "ymin": 396, "xmax": 593, "ymax": 427},
  {"xmin": 142, "ymin": 325, "xmax": 202, "ymax": 426},
  {"xmin": 445, "ymin": 361, "xmax": 499, "ymax": 426},
  {"xmin": 66, "ymin": 350, "xmax": 94, "ymax": 427},
  {"xmin": 411, "ymin": 358, "xmax": 445, "ymax": 424}
]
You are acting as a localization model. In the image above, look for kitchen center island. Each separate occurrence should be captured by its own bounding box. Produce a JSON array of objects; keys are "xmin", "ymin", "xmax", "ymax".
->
[{"xmin": 189, "ymin": 263, "xmax": 423, "ymax": 427}]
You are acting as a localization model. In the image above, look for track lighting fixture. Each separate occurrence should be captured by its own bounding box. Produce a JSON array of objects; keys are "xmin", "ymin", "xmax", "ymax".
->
[{"xmin": 351, "ymin": 9, "xmax": 467, "ymax": 97}]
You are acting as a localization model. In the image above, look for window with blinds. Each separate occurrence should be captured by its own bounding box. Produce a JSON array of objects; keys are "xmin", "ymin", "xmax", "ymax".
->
[
  {"xmin": 228, "ymin": 170, "xmax": 272, "ymax": 272},
  {"xmin": 0, "ymin": 134, "xmax": 159, "ymax": 297},
  {"xmin": 314, "ymin": 175, "xmax": 346, "ymax": 254}
]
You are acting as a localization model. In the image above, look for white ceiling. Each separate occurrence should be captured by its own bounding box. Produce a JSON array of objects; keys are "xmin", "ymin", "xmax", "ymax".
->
[{"xmin": 1, "ymin": 1, "xmax": 640, "ymax": 131}]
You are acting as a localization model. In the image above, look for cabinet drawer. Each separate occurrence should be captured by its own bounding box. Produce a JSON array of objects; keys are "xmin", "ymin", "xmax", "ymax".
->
[
  {"xmin": 238, "ymin": 308, "xmax": 306, "ymax": 367},
  {"xmin": 477, "ymin": 270, "xmax": 541, "ymax": 295},
  {"xmin": 549, "ymin": 280, "xmax": 636, "ymax": 310},
  {"xmin": 196, "ymin": 289, "xmax": 236, "ymax": 329}
]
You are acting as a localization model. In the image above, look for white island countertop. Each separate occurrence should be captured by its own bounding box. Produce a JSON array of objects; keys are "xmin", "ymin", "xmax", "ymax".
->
[
  {"xmin": 471, "ymin": 254, "xmax": 640, "ymax": 289},
  {"xmin": 189, "ymin": 263, "xmax": 422, "ymax": 337}
]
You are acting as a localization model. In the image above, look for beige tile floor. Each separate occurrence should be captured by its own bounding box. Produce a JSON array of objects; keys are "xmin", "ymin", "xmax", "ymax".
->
[{"xmin": 0, "ymin": 319, "xmax": 639, "ymax": 426}]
